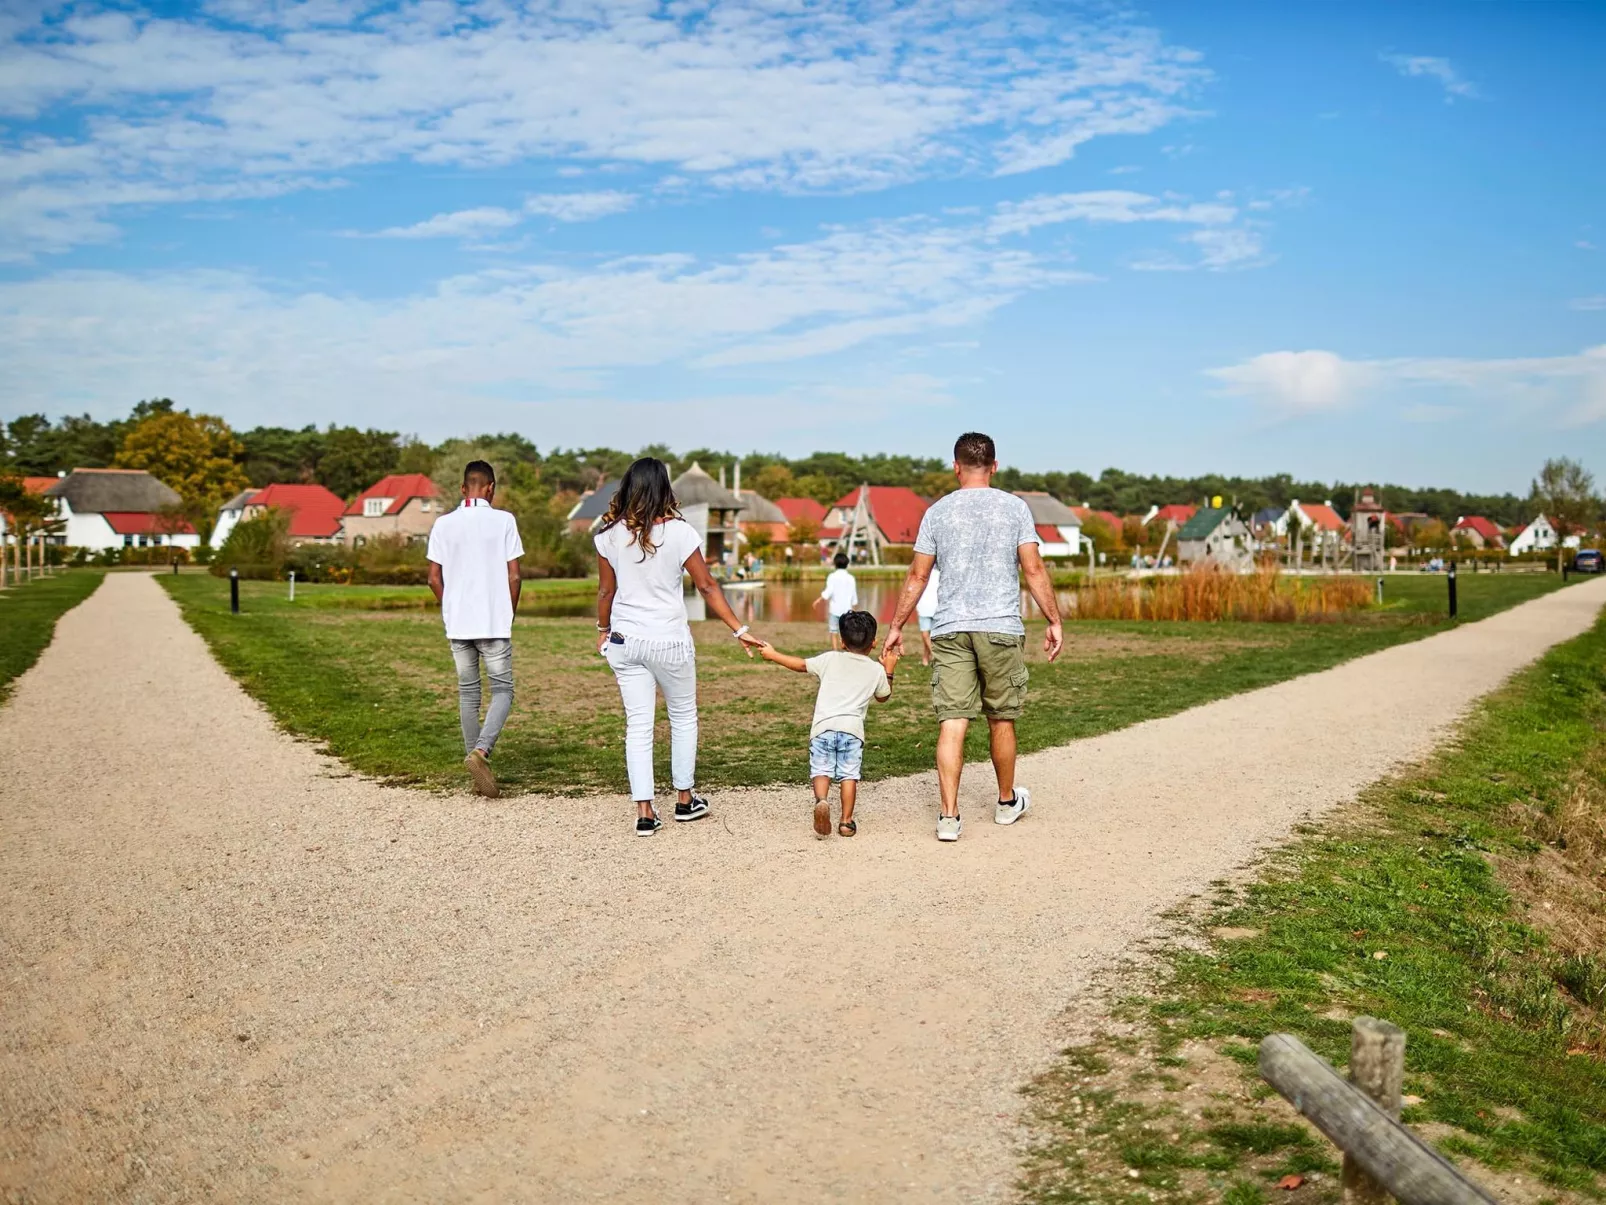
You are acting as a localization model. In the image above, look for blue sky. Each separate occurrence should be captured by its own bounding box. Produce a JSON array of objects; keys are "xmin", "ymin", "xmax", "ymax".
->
[{"xmin": 0, "ymin": 0, "xmax": 1602, "ymax": 493}]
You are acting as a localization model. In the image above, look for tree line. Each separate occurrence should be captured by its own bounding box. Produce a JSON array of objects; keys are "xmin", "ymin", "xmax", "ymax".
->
[{"xmin": 0, "ymin": 399, "xmax": 1577, "ymax": 533}]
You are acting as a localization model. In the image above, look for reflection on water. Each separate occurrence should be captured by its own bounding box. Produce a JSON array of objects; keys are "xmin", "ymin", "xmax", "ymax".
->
[{"xmin": 520, "ymin": 578, "xmax": 1060, "ymax": 623}]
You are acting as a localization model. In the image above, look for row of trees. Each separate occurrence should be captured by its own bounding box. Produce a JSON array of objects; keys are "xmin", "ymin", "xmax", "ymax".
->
[{"xmin": 3, "ymin": 402, "xmax": 1598, "ymax": 544}]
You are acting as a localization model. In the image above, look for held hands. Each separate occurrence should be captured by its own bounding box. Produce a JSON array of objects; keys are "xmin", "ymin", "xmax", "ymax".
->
[
  {"xmin": 736, "ymin": 630, "xmax": 765, "ymax": 658},
  {"xmin": 882, "ymin": 625, "xmax": 906, "ymax": 660},
  {"xmin": 879, "ymin": 645, "xmax": 901, "ymax": 675}
]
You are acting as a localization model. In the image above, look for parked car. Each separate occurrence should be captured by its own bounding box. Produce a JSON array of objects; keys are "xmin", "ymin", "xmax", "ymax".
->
[{"xmin": 1573, "ymin": 549, "xmax": 1603, "ymax": 574}]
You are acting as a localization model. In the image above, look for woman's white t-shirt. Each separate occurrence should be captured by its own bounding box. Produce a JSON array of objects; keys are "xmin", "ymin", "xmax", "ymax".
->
[
  {"xmin": 915, "ymin": 566, "xmax": 942, "ymax": 619},
  {"xmin": 595, "ymin": 519, "xmax": 702, "ymax": 641}
]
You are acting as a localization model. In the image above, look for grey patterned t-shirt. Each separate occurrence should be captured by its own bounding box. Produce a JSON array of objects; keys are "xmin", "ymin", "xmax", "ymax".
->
[{"xmin": 913, "ymin": 488, "xmax": 1040, "ymax": 638}]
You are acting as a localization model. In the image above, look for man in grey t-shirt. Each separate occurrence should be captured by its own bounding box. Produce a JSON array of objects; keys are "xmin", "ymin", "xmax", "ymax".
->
[{"xmin": 885, "ymin": 432, "xmax": 1063, "ymax": 842}]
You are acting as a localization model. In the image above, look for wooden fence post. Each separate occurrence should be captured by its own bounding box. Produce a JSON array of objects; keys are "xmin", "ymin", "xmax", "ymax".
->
[{"xmin": 1346, "ymin": 1017, "xmax": 1406, "ymax": 1204}]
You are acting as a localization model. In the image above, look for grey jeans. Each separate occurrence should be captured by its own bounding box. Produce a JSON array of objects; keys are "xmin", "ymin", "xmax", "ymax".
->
[{"xmin": 450, "ymin": 638, "xmax": 514, "ymax": 756}]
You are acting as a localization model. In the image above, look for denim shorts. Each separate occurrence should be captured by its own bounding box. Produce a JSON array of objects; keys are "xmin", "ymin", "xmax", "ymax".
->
[
  {"xmin": 917, "ymin": 615, "xmax": 934, "ymax": 632},
  {"xmin": 827, "ymin": 612, "xmax": 844, "ymax": 634},
  {"xmin": 809, "ymin": 730, "xmax": 864, "ymax": 781}
]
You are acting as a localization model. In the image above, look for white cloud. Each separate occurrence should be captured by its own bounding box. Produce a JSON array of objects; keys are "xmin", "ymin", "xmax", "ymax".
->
[
  {"xmin": 1569, "ymin": 295, "xmax": 1606, "ymax": 312},
  {"xmin": 0, "ymin": 1, "xmax": 1209, "ymax": 257},
  {"xmin": 1381, "ymin": 53, "xmax": 1477, "ymax": 101},
  {"xmin": 523, "ymin": 191, "xmax": 636, "ymax": 222},
  {"xmin": 1207, "ymin": 350, "xmax": 1363, "ymax": 415},
  {"xmin": 0, "ymin": 202, "xmax": 1092, "ymax": 423},
  {"xmin": 1208, "ymin": 345, "xmax": 1606, "ymax": 425},
  {"xmin": 365, "ymin": 206, "xmax": 524, "ymax": 240},
  {"xmin": 987, "ymin": 189, "xmax": 1235, "ymax": 237}
]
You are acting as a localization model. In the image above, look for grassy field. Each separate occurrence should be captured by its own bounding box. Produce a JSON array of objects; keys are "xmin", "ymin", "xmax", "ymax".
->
[
  {"xmin": 1019, "ymin": 612, "xmax": 1606, "ymax": 1204},
  {"xmin": 0, "ymin": 571, "xmax": 106, "ymax": 701},
  {"xmin": 158, "ymin": 571, "xmax": 1576, "ymax": 796}
]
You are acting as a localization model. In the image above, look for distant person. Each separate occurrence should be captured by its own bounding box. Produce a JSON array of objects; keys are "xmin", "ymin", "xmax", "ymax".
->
[
  {"xmin": 915, "ymin": 564, "xmax": 941, "ymax": 666},
  {"xmin": 426, "ymin": 459, "xmax": 524, "ymax": 799},
  {"xmin": 755, "ymin": 611, "xmax": 898, "ymax": 838},
  {"xmin": 885, "ymin": 432, "xmax": 1063, "ymax": 842},
  {"xmin": 816, "ymin": 551, "xmax": 858, "ymax": 649},
  {"xmin": 595, "ymin": 458, "xmax": 765, "ymax": 836}
]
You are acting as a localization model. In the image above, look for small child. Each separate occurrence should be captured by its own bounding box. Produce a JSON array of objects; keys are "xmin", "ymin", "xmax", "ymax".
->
[
  {"xmin": 757, "ymin": 610, "xmax": 898, "ymax": 838},
  {"xmin": 814, "ymin": 551, "xmax": 858, "ymax": 650}
]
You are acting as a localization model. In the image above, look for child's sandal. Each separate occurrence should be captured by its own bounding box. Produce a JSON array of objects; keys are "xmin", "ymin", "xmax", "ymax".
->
[{"xmin": 838, "ymin": 818, "xmax": 857, "ymax": 837}]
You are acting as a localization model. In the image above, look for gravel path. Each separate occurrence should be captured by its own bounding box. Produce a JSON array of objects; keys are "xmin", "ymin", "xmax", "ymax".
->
[{"xmin": 4, "ymin": 572, "xmax": 1603, "ymax": 1204}]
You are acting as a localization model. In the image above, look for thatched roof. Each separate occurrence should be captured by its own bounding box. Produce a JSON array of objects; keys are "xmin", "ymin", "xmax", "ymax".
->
[
  {"xmin": 220, "ymin": 489, "xmax": 257, "ymax": 513},
  {"xmin": 672, "ymin": 462, "xmax": 743, "ymax": 511},
  {"xmin": 734, "ymin": 489, "xmax": 785, "ymax": 524},
  {"xmin": 47, "ymin": 468, "xmax": 181, "ymax": 513},
  {"xmin": 1013, "ymin": 491, "xmax": 1081, "ymax": 526}
]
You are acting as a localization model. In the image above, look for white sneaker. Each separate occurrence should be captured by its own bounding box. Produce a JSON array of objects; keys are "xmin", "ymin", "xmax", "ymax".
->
[
  {"xmin": 936, "ymin": 813, "xmax": 962, "ymax": 842},
  {"xmin": 995, "ymin": 786, "xmax": 1031, "ymax": 826}
]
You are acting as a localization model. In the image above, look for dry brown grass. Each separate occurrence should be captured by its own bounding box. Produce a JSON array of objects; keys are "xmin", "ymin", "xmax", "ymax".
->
[
  {"xmin": 1068, "ymin": 565, "xmax": 1374, "ymax": 623},
  {"xmin": 1497, "ymin": 740, "xmax": 1606, "ymax": 1055}
]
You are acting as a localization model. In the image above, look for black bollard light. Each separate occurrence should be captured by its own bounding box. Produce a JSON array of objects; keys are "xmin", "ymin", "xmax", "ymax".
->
[
  {"xmin": 230, "ymin": 565, "xmax": 240, "ymax": 614},
  {"xmin": 1376, "ymin": 576, "xmax": 1384, "ymax": 605},
  {"xmin": 1447, "ymin": 560, "xmax": 1458, "ymax": 620}
]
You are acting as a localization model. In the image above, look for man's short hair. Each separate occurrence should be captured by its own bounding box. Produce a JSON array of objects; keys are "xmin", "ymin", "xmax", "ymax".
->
[
  {"xmin": 954, "ymin": 432, "xmax": 996, "ymax": 469},
  {"xmin": 463, "ymin": 460, "xmax": 496, "ymax": 489},
  {"xmin": 838, "ymin": 610, "xmax": 877, "ymax": 652},
  {"xmin": 833, "ymin": 551, "xmax": 850, "ymax": 569}
]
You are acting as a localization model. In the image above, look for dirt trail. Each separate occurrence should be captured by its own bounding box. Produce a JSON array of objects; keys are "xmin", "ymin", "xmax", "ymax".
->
[{"xmin": 3, "ymin": 572, "xmax": 1603, "ymax": 1203}]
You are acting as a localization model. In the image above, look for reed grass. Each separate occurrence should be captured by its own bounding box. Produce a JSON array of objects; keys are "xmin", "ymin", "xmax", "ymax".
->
[{"xmin": 1067, "ymin": 565, "xmax": 1374, "ymax": 623}]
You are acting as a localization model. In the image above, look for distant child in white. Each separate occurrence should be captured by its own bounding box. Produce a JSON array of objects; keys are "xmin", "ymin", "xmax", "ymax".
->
[
  {"xmin": 814, "ymin": 551, "xmax": 858, "ymax": 649},
  {"xmin": 756, "ymin": 609, "xmax": 898, "ymax": 839}
]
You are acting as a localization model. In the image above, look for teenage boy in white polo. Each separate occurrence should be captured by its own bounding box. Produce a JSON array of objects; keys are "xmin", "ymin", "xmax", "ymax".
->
[
  {"xmin": 426, "ymin": 460, "xmax": 524, "ymax": 798},
  {"xmin": 884, "ymin": 432, "xmax": 1063, "ymax": 841}
]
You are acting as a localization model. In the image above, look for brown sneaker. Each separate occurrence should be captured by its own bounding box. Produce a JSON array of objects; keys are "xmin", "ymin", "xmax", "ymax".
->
[
  {"xmin": 465, "ymin": 749, "xmax": 499, "ymax": 798},
  {"xmin": 813, "ymin": 796, "xmax": 832, "ymax": 839}
]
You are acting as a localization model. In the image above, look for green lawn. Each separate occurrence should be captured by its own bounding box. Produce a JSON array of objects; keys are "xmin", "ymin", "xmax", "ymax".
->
[
  {"xmin": 1019, "ymin": 610, "xmax": 1606, "ymax": 1204},
  {"xmin": 158, "ymin": 572, "xmax": 1578, "ymax": 796},
  {"xmin": 0, "ymin": 570, "xmax": 106, "ymax": 700}
]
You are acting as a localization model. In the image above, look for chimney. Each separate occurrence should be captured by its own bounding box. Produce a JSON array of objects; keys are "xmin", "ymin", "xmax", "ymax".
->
[
  {"xmin": 57, "ymin": 470, "xmax": 66, "ymax": 477},
  {"xmin": 719, "ymin": 464, "xmax": 726, "ymax": 489},
  {"xmin": 734, "ymin": 459, "xmax": 742, "ymax": 496}
]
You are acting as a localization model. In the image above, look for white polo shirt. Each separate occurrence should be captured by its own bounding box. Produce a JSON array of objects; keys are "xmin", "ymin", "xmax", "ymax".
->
[{"xmin": 426, "ymin": 499, "xmax": 524, "ymax": 640}]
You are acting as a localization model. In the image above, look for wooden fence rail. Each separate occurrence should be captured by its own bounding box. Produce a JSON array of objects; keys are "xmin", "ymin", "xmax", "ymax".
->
[{"xmin": 1258, "ymin": 1018, "xmax": 1497, "ymax": 1205}]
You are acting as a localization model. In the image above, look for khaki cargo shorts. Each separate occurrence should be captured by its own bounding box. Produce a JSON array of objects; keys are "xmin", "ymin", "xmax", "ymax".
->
[{"xmin": 930, "ymin": 631, "xmax": 1029, "ymax": 722}]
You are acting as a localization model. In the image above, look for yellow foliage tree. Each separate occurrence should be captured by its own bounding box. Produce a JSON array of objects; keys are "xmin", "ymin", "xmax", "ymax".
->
[{"xmin": 115, "ymin": 410, "xmax": 247, "ymax": 540}]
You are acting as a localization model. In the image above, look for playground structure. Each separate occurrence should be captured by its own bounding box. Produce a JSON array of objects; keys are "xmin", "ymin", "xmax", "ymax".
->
[{"xmin": 830, "ymin": 483, "xmax": 885, "ymax": 566}]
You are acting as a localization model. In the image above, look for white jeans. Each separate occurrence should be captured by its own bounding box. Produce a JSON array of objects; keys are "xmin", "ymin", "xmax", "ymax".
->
[{"xmin": 605, "ymin": 636, "xmax": 698, "ymax": 802}]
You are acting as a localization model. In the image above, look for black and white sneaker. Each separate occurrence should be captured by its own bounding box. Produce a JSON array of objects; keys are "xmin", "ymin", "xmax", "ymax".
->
[
  {"xmin": 674, "ymin": 795, "xmax": 711, "ymax": 822},
  {"xmin": 635, "ymin": 810, "xmax": 662, "ymax": 837}
]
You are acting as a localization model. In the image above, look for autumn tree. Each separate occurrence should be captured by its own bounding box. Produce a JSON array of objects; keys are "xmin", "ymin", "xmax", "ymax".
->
[
  {"xmin": 917, "ymin": 469, "xmax": 958, "ymax": 500},
  {"xmin": 115, "ymin": 409, "xmax": 247, "ymax": 541},
  {"xmin": 750, "ymin": 463, "xmax": 795, "ymax": 499},
  {"xmin": 1530, "ymin": 457, "xmax": 1599, "ymax": 571}
]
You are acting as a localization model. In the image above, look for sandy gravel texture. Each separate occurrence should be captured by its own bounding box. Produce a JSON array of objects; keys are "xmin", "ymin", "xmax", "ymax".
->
[{"xmin": 3, "ymin": 572, "xmax": 1603, "ymax": 1204}]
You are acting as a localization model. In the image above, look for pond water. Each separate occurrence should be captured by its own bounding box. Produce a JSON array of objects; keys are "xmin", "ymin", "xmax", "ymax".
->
[{"xmin": 519, "ymin": 578, "xmax": 1059, "ymax": 623}]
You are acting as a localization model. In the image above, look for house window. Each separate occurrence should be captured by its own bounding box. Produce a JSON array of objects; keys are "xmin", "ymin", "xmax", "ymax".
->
[{"xmin": 363, "ymin": 498, "xmax": 389, "ymax": 517}]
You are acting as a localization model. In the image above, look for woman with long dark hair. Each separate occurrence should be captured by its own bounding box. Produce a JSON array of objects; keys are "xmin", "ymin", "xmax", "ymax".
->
[{"xmin": 595, "ymin": 457, "xmax": 764, "ymax": 836}]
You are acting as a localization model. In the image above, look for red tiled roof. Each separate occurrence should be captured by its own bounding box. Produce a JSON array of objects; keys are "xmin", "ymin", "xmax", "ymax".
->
[
  {"xmin": 1454, "ymin": 515, "xmax": 1504, "ymax": 545},
  {"xmin": 1071, "ymin": 506, "xmax": 1122, "ymax": 532},
  {"xmin": 830, "ymin": 486, "xmax": 929, "ymax": 544},
  {"xmin": 102, "ymin": 512, "xmax": 197, "ymax": 535},
  {"xmin": 1297, "ymin": 502, "xmax": 1345, "ymax": 531},
  {"xmin": 22, "ymin": 477, "xmax": 58, "ymax": 495},
  {"xmin": 1149, "ymin": 504, "xmax": 1197, "ymax": 526},
  {"xmin": 343, "ymin": 473, "xmax": 439, "ymax": 516},
  {"xmin": 1034, "ymin": 524, "xmax": 1065, "ymax": 544},
  {"xmin": 251, "ymin": 482, "xmax": 346, "ymax": 538},
  {"xmin": 775, "ymin": 497, "xmax": 827, "ymax": 525}
]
